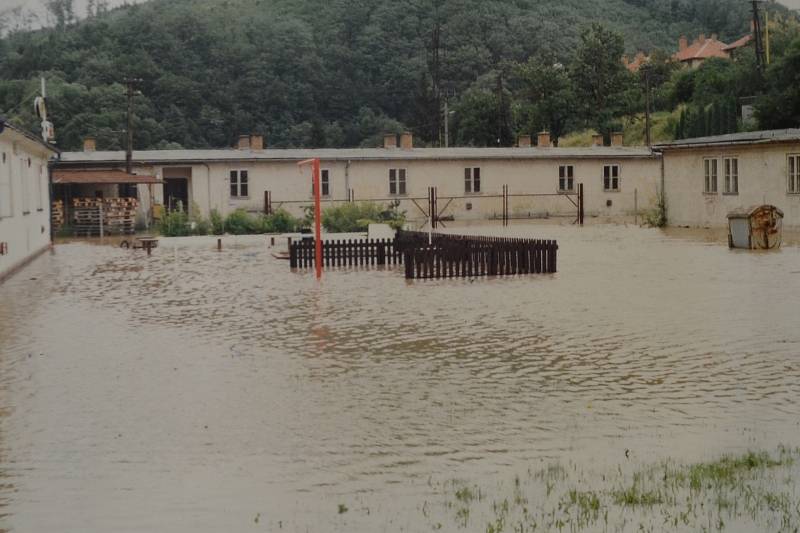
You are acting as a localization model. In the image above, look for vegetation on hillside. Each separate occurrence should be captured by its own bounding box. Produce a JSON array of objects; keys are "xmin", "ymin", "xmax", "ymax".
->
[{"xmin": 0, "ymin": 0, "xmax": 797, "ymax": 151}]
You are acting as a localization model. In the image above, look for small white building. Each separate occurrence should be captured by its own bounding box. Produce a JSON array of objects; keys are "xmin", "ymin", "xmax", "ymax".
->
[
  {"xmin": 0, "ymin": 122, "xmax": 59, "ymax": 283},
  {"xmin": 57, "ymin": 133, "xmax": 661, "ymax": 224},
  {"xmin": 655, "ymin": 130, "xmax": 800, "ymax": 229}
]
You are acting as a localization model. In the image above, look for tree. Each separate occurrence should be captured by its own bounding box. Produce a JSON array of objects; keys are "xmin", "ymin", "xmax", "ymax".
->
[
  {"xmin": 755, "ymin": 37, "xmax": 800, "ymax": 129},
  {"xmin": 43, "ymin": 0, "xmax": 75, "ymax": 30},
  {"xmin": 570, "ymin": 24, "xmax": 634, "ymax": 135},
  {"xmin": 514, "ymin": 57, "xmax": 577, "ymax": 145}
]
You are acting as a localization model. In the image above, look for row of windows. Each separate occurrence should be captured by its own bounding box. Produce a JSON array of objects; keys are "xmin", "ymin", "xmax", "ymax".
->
[
  {"xmin": 228, "ymin": 165, "xmax": 622, "ymax": 198},
  {"xmin": 0, "ymin": 152, "xmax": 46, "ymax": 219},
  {"xmin": 703, "ymin": 157, "xmax": 739, "ymax": 195}
]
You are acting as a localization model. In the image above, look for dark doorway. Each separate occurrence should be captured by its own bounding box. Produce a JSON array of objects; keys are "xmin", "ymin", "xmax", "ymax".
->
[{"xmin": 164, "ymin": 178, "xmax": 188, "ymax": 211}]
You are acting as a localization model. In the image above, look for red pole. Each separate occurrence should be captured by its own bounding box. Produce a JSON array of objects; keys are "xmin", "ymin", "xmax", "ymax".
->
[{"xmin": 313, "ymin": 158, "xmax": 323, "ymax": 279}]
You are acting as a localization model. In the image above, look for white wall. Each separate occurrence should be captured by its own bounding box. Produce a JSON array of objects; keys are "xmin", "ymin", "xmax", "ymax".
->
[
  {"xmin": 0, "ymin": 130, "xmax": 55, "ymax": 281},
  {"xmin": 663, "ymin": 142, "xmax": 800, "ymax": 228},
  {"xmin": 167, "ymin": 154, "xmax": 660, "ymax": 223}
]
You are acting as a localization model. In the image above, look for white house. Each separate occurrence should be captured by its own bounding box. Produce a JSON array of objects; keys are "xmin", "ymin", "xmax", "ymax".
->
[
  {"xmin": 57, "ymin": 133, "xmax": 661, "ymax": 225},
  {"xmin": 0, "ymin": 122, "xmax": 59, "ymax": 283},
  {"xmin": 654, "ymin": 130, "xmax": 800, "ymax": 229}
]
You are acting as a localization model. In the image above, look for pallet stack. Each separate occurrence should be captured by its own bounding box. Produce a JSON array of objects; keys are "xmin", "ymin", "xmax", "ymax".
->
[
  {"xmin": 51, "ymin": 200, "xmax": 65, "ymax": 232},
  {"xmin": 72, "ymin": 198, "xmax": 139, "ymax": 236}
]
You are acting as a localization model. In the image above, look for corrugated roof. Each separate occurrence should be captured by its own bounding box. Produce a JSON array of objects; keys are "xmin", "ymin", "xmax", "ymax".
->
[
  {"xmin": 53, "ymin": 169, "xmax": 160, "ymax": 184},
  {"xmin": 59, "ymin": 146, "xmax": 655, "ymax": 165},
  {"xmin": 653, "ymin": 129, "xmax": 800, "ymax": 150}
]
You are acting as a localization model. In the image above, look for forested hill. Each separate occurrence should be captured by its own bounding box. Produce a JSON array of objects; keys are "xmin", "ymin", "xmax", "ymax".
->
[{"xmin": 0, "ymin": 0, "xmax": 787, "ymax": 150}]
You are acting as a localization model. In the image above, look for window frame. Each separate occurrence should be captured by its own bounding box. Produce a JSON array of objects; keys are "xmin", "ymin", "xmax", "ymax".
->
[
  {"xmin": 788, "ymin": 154, "xmax": 800, "ymax": 195},
  {"xmin": 723, "ymin": 156, "xmax": 739, "ymax": 195},
  {"xmin": 230, "ymin": 169, "xmax": 249, "ymax": 198},
  {"xmin": 602, "ymin": 164, "xmax": 620, "ymax": 192},
  {"xmin": 703, "ymin": 158, "xmax": 718, "ymax": 194},
  {"xmin": 558, "ymin": 165, "xmax": 575, "ymax": 192},
  {"xmin": 389, "ymin": 168, "xmax": 407, "ymax": 196},
  {"xmin": 464, "ymin": 167, "xmax": 481, "ymax": 194}
]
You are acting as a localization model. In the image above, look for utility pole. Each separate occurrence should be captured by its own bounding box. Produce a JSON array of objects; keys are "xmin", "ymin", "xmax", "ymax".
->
[
  {"xmin": 643, "ymin": 66, "xmax": 652, "ymax": 148},
  {"xmin": 752, "ymin": 0, "xmax": 766, "ymax": 75},
  {"xmin": 124, "ymin": 78, "xmax": 143, "ymax": 174},
  {"xmin": 442, "ymin": 86, "xmax": 455, "ymax": 148}
]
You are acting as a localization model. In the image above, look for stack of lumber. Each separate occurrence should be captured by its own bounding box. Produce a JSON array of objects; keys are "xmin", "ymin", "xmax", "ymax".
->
[
  {"xmin": 72, "ymin": 197, "xmax": 139, "ymax": 236},
  {"xmin": 51, "ymin": 200, "xmax": 65, "ymax": 231}
]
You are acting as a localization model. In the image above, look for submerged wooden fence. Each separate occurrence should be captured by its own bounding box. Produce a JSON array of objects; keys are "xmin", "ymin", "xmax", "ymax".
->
[
  {"xmin": 397, "ymin": 231, "xmax": 558, "ymax": 279},
  {"xmin": 289, "ymin": 231, "xmax": 557, "ymax": 279},
  {"xmin": 289, "ymin": 238, "xmax": 402, "ymax": 268}
]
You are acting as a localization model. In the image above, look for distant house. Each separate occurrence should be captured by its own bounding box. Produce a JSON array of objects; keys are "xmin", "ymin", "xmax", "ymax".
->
[
  {"xmin": 723, "ymin": 34, "xmax": 753, "ymax": 59},
  {"xmin": 674, "ymin": 34, "xmax": 731, "ymax": 69},
  {"xmin": 623, "ymin": 52, "xmax": 649, "ymax": 73},
  {"xmin": 654, "ymin": 130, "xmax": 800, "ymax": 229}
]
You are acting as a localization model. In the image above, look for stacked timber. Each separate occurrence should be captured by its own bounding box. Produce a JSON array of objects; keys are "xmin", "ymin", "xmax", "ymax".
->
[
  {"xmin": 72, "ymin": 198, "xmax": 139, "ymax": 236},
  {"xmin": 51, "ymin": 200, "xmax": 65, "ymax": 232}
]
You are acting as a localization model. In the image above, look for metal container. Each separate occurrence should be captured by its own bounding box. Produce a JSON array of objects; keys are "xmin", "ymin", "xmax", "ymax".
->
[{"xmin": 727, "ymin": 205, "xmax": 784, "ymax": 250}]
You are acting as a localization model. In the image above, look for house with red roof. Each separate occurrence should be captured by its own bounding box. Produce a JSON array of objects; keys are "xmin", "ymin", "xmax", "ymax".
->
[{"xmin": 674, "ymin": 34, "xmax": 731, "ymax": 69}]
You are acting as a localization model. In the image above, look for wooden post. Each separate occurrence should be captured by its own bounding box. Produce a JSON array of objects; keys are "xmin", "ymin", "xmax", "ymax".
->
[
  {"xmin": 578, "ymin": 183, "xmax": 584, "ymax": 226},
  {"xmin": 217, "ymin": 238, "xmax": 222, "ymax": 251},
  {"xmin": 634, "ymin": 188, "xmax": 638, "ymax": 225},
  {"xmin": 264, "ymin": 190, "xmax": 272, "ymax": 214}
]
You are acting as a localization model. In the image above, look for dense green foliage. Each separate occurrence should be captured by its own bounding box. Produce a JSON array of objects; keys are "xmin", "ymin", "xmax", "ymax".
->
[
  {"xmin": 1, "ymin": 0, "xmax": 795, "ymax": 152},
  {"xmin": 321, "ymin": 202, "xmax": 406, "ymax": 232},
  {"xmin": 158, "ymin": 207, "xmax": 300, "ymax": 236}
]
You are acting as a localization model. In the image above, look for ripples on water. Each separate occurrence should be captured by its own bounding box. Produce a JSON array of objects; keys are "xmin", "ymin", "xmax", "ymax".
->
[{"xmin": 0, "ymin": 224, "xmax": 799, "ymax": 531}]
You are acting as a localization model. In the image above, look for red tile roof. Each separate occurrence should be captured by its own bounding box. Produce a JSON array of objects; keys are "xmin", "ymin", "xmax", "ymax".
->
[
  {"xmin": 53, "ymin": 169, "xmax": 160, "ymax": 185},
  {"xmin": 674, "ymin": 36, "xmax": 730, "ymax": 62},
  {"xmin": 723, "ymin": 34, "xmax": 752, "ymax": 52}
]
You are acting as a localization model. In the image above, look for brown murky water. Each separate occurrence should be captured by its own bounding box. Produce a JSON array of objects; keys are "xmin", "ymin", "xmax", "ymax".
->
[{"xmin": 1, "ymin": 224, "xmax": 799, "ymax": 532}]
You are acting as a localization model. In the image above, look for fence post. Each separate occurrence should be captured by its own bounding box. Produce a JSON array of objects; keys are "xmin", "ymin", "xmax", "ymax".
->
[
  {"xmin": 578, "ymin": 183, "xmax": 584, "ymax": 226},
  {"xmin": 288, "ymin": 237, "xmax": 296, "ymax": 268},
  {"xmin": 377, "ymin": 241, "xmax": 386, "ymax": 265}
]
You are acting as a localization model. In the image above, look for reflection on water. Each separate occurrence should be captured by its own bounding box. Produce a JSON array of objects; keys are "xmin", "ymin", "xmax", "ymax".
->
[{"xmin": 1, "ymin": 224, "xmax": 799, "ymax": 532}]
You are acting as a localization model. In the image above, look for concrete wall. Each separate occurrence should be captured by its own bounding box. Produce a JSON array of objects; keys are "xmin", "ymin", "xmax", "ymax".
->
[
  {"xmin": 0, "ymin": 130, "xmax": 55, "ymax": 281},
  {"xmin": 156, "ymin": 155, "xmax": 660, "ymax": 223},
  {"xmin": 663, "ymin": 142, "xmax": 800, "ymax": 228}
]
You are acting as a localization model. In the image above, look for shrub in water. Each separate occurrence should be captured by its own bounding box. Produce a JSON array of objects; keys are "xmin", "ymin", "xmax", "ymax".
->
[
  {"xmin": 224, "ymin": 209, "xmax": 256, "ymax": 235},
  {"xmin": 159, "ymin": 209, "xmax": 190, "ymax": 236},
  {"xmin": 210, "ymin": 209, "xmax": 224, "ymax": 235},
  {"xmin": 322, "ymin": 202, "xmax": 405, "ymax": 232}
]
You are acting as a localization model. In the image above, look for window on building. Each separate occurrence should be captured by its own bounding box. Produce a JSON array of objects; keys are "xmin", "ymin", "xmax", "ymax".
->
[
  {"xmin": 789, "ymin": 155, "xmax": 800, "ymax": 194},
  {"xmin": 230, "ymin": 170, "xmax": 249, "ymax": 198},
  {"xmin": 559, "ymin": 165, "xmax": 574, "ymax": 192},
  {"xmin": 311, "ymin": 169, "xmax": 331, "ymax": 197},
  {"xmin": 723, "ymin": 157, "xmax": 739, "ymax": 194},
  {"xmin": 21, "ymin": 158, "xmax": 30, "ymax": 214},
  {"xmin": 0, "ymin": 152, "xmax": 11, "ymax": 218},
  {"xmin": 704, "ymin": 158, "xmax": 718, "ymax": 193},
  {"xmin": 389, "ymin": 168, "xmax": 407, "ymax": 195},
  {"xmin": 603, "ymin": 164, "xmax": 620, "ymax": 191},
  {"xmin": 464, "ymin": 167, "xmax": 481, "ymax": 193}
]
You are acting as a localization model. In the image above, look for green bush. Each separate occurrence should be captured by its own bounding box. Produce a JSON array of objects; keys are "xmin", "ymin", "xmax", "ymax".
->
[
  {"xmin": 210, "ymin": 209, "xmax": 224, "ymax": 235},
  {"xmin": 321, "ymin": 202, "xmax": 405, "ymax": 232},
  {"xmin": 224, "ymin": 208, "xmax": 257, "ymax": 235},
  {"xmin": 159, "ymin": 208, "xmax": 190, "ymax": 236}
]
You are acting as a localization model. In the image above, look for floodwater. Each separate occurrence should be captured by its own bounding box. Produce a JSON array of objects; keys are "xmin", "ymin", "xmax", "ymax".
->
[{"xmin": 0, "ymin": 224, "xmax": 799, "ymax": 532}]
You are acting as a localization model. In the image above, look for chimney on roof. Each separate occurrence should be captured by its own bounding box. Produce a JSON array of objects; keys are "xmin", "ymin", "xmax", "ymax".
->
[
  {"xmin": 384, "ymin": 133, "xmax": 397, "ymax": 149},
  {"xmin": 698, "ymin": 33, "xmax": 706, "ymax": 44},
  {"xmin": 679, "ymin": 36, "xmax": 688, "ymax": 51},
  {"xmin": 711, "ymin": 33, "xmax": 718, "ymax": 42},
  {"xmin": 250, "ymin": 134, "xmax": 264, "ymax": 150},
  {"xmin": 83, "ymin": 137, "xmax": 96, "ymax": 153},
  {"xmin": 518, "ymin": 134, "xmax": 532, "ymax": 148},
  {"xmin": 537, "ymin": 131, "xmax": 551, "ymax": 148},
  {"xmin": 237, "ymin": 135, "xmax": 251, "ymax": 150},
  {"xmin": 611, "ymin": 132, "xmax": 624, "ymax": 147},
  {"xmin": 592, "ymin": 133, "xmax": 604, "ymax": 147},
  {"xmin": 400, "ymin": 132, "xmax": 413, "ymax": 150}
]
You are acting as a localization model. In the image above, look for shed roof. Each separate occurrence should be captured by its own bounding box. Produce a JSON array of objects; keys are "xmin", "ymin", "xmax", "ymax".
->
[
  {"xmin": 53, "ymin": 169, "xmax": 160, "ymax": 184},
  {"xmin": 653, "ymin": 129, "xmax": 800, "ymax": 150},
  {"xmin": 59, "ymin": 146, "xmax": 656, "ymax": 166},
  {"xmin": 723, "ymin": 34, "xmax": 753, "ymax": 52}
]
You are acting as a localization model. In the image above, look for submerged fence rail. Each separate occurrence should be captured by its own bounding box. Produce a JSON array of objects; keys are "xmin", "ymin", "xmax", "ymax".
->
[
  {"xmin": 289, "ymin": 230, "xmax": 558, "ymax": 279},
  {"xmin": 289, "ymin": 238, "xmax": 402, "ymax": 268}
]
